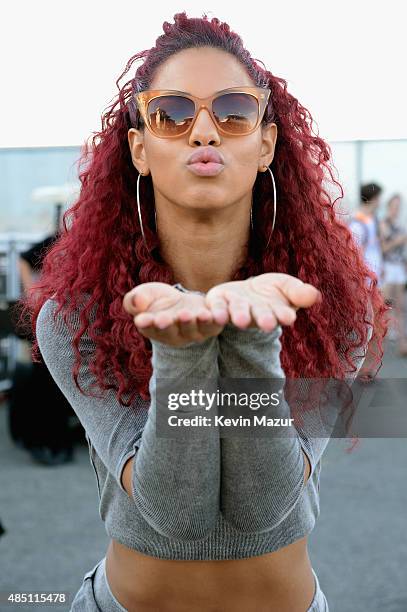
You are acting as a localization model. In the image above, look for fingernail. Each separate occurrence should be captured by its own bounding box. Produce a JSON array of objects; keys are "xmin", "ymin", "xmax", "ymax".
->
[
  {"xmin": 156, "ymin": 323, "xmax": 168, "ymax": 330},
  {"xmin": 214, "ymin": 308, "xmax": 227, "ymax": 315}
]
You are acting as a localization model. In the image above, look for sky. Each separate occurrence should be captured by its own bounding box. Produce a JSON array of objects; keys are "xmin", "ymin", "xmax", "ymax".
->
[{"xmin": 2, "ymin": 0, "xmax": 406, "ymax": 147}]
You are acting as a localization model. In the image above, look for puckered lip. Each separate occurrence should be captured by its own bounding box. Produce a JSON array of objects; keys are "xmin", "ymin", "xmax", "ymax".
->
[{"xmin": 186, "ymin": 147, "xmax": 225, "ymax": 165}]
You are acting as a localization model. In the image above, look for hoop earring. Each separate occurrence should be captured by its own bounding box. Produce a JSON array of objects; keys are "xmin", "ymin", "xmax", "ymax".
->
[
  {"xmin": 137, "ymin": 172, "xmax": 156, "ymax": 250},
  {"xmin": 251, "ymin": 166, "xmax": 277, "ymax": 250}
]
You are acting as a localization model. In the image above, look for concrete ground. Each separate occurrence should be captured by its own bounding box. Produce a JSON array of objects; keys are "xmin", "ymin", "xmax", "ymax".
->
[{"xmin": 0, "ymin": 339, "xmax": 406, "ymax": 612}]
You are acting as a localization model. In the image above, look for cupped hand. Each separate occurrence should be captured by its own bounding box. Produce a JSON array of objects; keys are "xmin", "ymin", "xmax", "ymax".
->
[
  {"xmin": 205, "ymin": 273, "xmax": 322, "ymax": 332},
  {"xmin": 122, "ymin": 282, "xmax": 224, "ymax": 346}
]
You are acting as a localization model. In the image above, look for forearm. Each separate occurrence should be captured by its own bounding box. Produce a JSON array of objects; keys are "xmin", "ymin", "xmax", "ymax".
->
[
  {"xmin": 36, "ymin": 298, "xmax": 151, "ymax": 493},
  {"xmin": 218, "ymin": 309, "xmax": 374, "ymax": 534},
  {"xmin": 218, "ymin": 324, "xmax": 307, "ymax": 533},
  {"xmin": 132, "ymin": 336, "xmax": 221, "ymax": 540}
]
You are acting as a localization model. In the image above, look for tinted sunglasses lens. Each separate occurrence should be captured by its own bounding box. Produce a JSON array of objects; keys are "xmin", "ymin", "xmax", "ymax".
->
[
  {"xmin": 146, "ymin": 92, "xmax": 260, "ymax": 136},
  {"xmin": 147, "ymin": 96, "xmax": 195, "ymax": 136},
  {"xmin": 213, "ymin": 92, "xmax": 259, "ymax": 134}
]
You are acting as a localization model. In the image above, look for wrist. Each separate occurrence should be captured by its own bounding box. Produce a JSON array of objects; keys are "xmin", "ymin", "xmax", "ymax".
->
[
  {"xmin": 172, "ymin": 282, "xmax": 206, "ymax": 297},
  {"xmin": 151, "ymin": 334, "xmax": 217, "ymax": 354}
]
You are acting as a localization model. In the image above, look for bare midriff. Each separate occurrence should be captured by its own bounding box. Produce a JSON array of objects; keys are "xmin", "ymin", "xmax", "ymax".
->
[{"xmin": 105, "ymin": 535, "xmax": 315, "ymax": 612}]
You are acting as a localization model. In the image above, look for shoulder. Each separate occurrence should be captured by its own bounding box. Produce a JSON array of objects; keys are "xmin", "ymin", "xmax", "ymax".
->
[
  {"xmin": 36, "ymin": 293, "xmax": 97, "ymax": 356},
  {"xmin": 349, "ymin": 216, "xmax": 367, "ymax": 242},
  {"xmin": 38, "ymin": 292, "xmax": 94, "ymax": 323},
  {"xmin": 36, "ymin": 299, "xmax": 70, "ymax": 365},
  {"xmin": 37, "ymin": 298, "xmax": 61, "ymax": 332},
  {"xmin": 349, "ymin": 212, "xmax": 365, "ymax": 226}
]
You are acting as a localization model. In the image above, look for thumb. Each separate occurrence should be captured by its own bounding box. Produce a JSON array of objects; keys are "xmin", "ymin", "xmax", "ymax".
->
[
  {"xmin": 123, "ymin": 283, "xmax": 162, "ymax": 315},
  {"xmin": 270, "ymin": 274, "xmax": 321, "ymax": 308},
  {"xmin": 286, "ymin": 281, "xmax": 321, "ymax": 308}
]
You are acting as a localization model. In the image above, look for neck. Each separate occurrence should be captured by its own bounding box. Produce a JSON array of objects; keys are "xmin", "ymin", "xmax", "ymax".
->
[
  {"xmin": 359, "ymin": 204, "xmax": 375, "ymax": 218},
  {"xmin": 155, "ymin": 199, "xmax": 252, "ymax": 294}
]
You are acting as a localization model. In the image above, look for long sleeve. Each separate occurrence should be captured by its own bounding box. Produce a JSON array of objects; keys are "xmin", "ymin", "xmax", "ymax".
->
[
  {"xmin": 36, "ymin": 298, "xmax": 221, "ymax": 540},
  {"xmin": 218, "ymin": 324, "xmax": 306, "ymax": 533},
  {"xmin": 36, "ymin": 298, "xmax": 150, "ymax": 493},
  {"xmin": 131, "ymin": 336, "xmax": 221, "ymax": 540},
  {"xmin": 217, "ymin": 311, "xmax": 374, "ymax": 534}
]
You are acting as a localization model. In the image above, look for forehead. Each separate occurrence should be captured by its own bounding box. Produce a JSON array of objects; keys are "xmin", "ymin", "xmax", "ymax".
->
[{"xmin": 149, "ymin": 47, "xmax": 254, "ymax": 95}]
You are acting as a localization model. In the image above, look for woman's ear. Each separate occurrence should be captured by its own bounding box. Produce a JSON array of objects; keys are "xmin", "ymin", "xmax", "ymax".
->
[
  {"xmin": 261, "ymin": 122, "xmax": 278, "ymax": 167},
  {"xmin": 128, "ymin": 128, "xmax": 148, "ymax": 173}
]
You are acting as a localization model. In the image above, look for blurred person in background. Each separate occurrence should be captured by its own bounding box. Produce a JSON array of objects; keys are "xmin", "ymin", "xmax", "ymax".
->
[
  {"xmin": 18, "ymin": 234, "xmax": 59, "ymax": 292},
  {"xmin": 349, "ymin": 183, "xmax": 384, "ymax": 287},
  {"xmin": 380, "ymin": 194, "xmax": 407, "ymax": 356},
  {"xmin": 9, "ymin": 231, "xmax": 79, "ymax": 465}
]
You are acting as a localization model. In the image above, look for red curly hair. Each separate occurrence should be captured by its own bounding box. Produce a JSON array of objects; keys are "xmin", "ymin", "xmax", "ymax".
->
[{"xmin": 18, "ymin": 11, "xmax": 388, "ymax": 409}]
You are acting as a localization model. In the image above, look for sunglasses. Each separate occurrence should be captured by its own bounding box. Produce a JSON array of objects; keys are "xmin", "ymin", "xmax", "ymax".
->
[{"xmin": 134, "ymin": 86, "xmax": 271, "ymax": 138}]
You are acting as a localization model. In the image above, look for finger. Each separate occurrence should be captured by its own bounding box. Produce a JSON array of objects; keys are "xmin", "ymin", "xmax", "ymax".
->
[
  {"xmin": 268, "ymin": 275, "xmax": 321, "ymax": 308},
  {"xmin": 135, "ymin": 311, "xmax": 174, "ymax": 330},
  {"xmin": 177, "ymin": 308, "xmax": 204, "ymax": 341},
  {"xmin": 227, "ymin": 296, "xmax": 252, "ymax": 328},
  {"xmin": 153, "ymin": 311, "xmax": 176, "ymax": 330},
  {"xmin": 123, "ymin": 285, "xmax": 156, "ymax": 315},
  {"xmin": 138, "ymin": 319, "xmax": 179, "ymax": 344},
  {"xmin": 270, "ymin": 303, "xmax": 297, "ymax": 326},
  {"xmin": 152, "ymin": 319, "xmax": 179, "ymax": 343},
  {"xmin": 133, "ymin": 312, "xmax": 155, "ymax": 328},
  {"xmin": 178, "ymin": 308, "xmax": 216, "ymax": 342},
  {"xmin": 133, "ymin": 317, "xmax": 160, "ymax": 340},
  {"xmin": 291, "ymin": 282, "xmax": 321, "ymax": 308},
  {"xmin": 195, "ymin": 309, "xmax": 224, "ymax": 337},
  {"xmin": 250, "ymin": 304, "xmax": 279, "ymax": 332},
  {"xmin": 134, "ymin": 312, "xmax": 175, "ymax": 339},
  {"xmin": 205, "ymin": 295, "xmax": 230, "ymax": 326}
]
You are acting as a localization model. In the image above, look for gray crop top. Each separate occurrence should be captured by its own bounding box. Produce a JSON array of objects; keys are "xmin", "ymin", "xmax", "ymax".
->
[{"xmin": 35, "ymin": 289, "xmax": 372, "ymax": 561}]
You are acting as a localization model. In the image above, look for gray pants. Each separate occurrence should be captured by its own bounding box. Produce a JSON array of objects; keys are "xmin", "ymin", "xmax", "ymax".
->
[
  {"xmin": 70, "ymin": 557, "xmax": 329, "ymax": 611},
  {"xmin": 70, "ymin": 557, "xmax": 126, "ymax": 611}
]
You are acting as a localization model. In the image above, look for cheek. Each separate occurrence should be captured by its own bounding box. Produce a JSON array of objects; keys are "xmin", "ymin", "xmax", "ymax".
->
[
  {"xmin": 229, "ymin": 136, "xmax": 261, "ymax": 171},
  {"xmin": 228, "ymin": 145, "xmax": 259, "ymax": 183},
  {"xmin": 146, "ymin": 143, "xmax": 175, "ymax": 174},
  {"xmin": 235, "ymin": 153, "xmax": 259, "ymax": 173}
]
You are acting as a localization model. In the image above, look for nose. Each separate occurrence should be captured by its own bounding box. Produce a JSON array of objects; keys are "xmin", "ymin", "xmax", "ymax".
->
[{"xmin": 188, "ymin": 106, "xmax": 221, "ymax": 146}]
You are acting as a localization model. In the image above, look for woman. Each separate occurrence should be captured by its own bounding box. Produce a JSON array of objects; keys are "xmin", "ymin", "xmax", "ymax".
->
[
  {"xmin": 20, "ymin": 12, "xmax": 387, "ymax": 612},
  {"xmin": 380, "ymin": 194, "xmax": 407, "ymax": 356}
]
